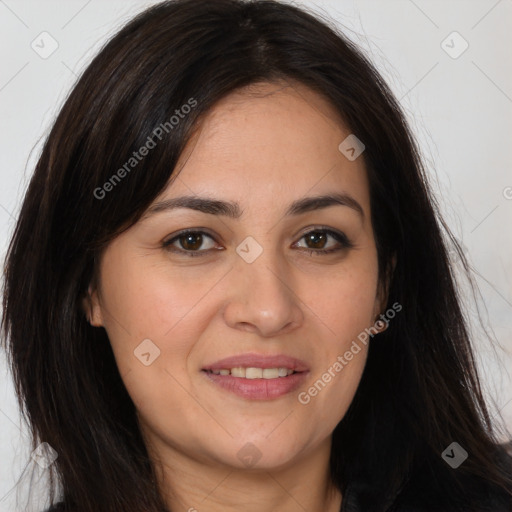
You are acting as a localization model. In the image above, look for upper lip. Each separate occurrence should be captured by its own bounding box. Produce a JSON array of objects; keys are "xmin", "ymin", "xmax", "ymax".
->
[{"xmin": 202, "ymin": 353, "xmax": 309, "ymax": 372}]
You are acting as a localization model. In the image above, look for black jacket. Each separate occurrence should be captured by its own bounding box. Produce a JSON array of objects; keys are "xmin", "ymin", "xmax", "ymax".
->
[
  {"xmin": 44, "ymin": 443, "xmax": 512, "ymax": 512},
  {"xmin": 43, "ymin": 487, "xmax": 512, "ymax": 512}
]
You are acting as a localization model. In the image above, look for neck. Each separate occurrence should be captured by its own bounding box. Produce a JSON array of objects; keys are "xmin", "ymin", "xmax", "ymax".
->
[{"xmin": 149, "ymin": 435, "xmax": 342, "ymax": 512}]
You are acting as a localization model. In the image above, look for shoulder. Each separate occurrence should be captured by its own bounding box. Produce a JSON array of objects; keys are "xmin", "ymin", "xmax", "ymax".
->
[
  {"xmin": 345, "ymin": 442, "xmax": 512, "ymax": 512},
  {"xmin": 392, "ymin": 446, "xmax": 512, "ymax": 512}
]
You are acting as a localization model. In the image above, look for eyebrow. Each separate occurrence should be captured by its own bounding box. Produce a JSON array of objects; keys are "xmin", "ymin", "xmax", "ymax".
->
[{"xmin": 143, "ymin": 192, "xmax": 364, "ymax": 220}]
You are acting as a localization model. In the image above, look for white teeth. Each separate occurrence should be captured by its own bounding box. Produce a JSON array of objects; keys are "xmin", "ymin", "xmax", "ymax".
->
[
  {"xmin": 231, "ymin": 367, "xmax": 246, "ymax": 378},
  {"xmin": 209, "ymin": 367, "xmax": 295, "ymax": 379},
  {"xmin": 245, "ymin": 367, "xmax": 263, "ymax": 379},
  {"xmin": 262, "ymin": 368, "xmax": 279, "ymax": 379}
]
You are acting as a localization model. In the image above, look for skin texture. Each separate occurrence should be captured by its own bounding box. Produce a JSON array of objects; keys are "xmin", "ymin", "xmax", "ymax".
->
[{"xmin": 85, "ymin": 81, "xmax": 389, "ymax": 512}]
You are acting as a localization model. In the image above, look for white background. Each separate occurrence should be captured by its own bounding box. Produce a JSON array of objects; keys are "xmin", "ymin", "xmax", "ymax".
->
[{"xmin": 1, "ymin": 0, "xmax": 511, "ymax": 510}]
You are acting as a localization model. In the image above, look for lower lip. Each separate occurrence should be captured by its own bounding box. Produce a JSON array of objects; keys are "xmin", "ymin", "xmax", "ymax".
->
[{"xmin": 202, "ymin": 370, "xmax": 309, "ymax": 400}]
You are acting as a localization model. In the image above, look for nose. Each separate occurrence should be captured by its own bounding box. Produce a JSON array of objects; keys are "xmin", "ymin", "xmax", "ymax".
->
[{"xmin": 222, "ymin": 246, "xmax": 304, "ymax": 338}]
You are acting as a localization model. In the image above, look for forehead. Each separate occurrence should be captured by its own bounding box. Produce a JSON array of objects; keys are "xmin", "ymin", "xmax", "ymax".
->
[{"xmin": 162, "ymin": 81, "xmax": 370, "ymax": 214}]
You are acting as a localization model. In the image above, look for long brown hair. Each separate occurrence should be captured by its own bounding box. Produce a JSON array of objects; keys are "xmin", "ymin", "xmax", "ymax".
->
[{"xmin": 2, "ymin": 1, "xmax": 511, "ymax": 511}]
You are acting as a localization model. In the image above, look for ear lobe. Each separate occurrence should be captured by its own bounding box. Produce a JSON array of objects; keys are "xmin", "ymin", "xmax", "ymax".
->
[
  {"xmin": 390, "ymin": 253, "xmax": 397, "ymax": 277},
  {"xmin": 375, "ymin": 253, "xmax": 397, "ymax": 317},
  {"xmin": 81, "ymin": 285, "xmax": 104, "ymax": 327},
  {"xmin": 384, "ymin": 253, "xmax": 397, "ymax": 305}
]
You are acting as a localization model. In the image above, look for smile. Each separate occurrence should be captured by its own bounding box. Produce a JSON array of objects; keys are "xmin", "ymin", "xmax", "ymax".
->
[{"xmin": 205, "ymin": 367, "xmax": 295, "ymax": 379}]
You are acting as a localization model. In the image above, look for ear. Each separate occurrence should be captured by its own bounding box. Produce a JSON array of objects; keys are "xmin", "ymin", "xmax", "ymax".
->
[
  {"xmin": 374, "ymin": 253, "xmax": 397, "ymax": 319},
  {"xmin": 81, "ymin": 284, "xmax": 104, "ymax": 327}
]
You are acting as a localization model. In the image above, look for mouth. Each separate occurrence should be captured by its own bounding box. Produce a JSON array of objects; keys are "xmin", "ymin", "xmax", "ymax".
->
[
  {"xmin": 203, "ymin": 367, "xmax": 298, "ymax": 379},
  {"xmin": 201, "ymin": 353, "xmax": 309, "ymax": 400}
]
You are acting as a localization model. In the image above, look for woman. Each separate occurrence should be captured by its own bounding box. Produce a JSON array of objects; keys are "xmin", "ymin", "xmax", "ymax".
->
[{"xmin": 2, "ymin": 1, "xmax": 511, "ymax": 511}]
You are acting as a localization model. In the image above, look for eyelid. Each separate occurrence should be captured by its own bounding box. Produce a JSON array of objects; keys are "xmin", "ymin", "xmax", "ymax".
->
[
  {"xmin": 163, "ymin": 227, "xmax": 218, "ymax": 243},
  {"xmin": 292, "ymin": 225, "xmax": 354, "ymax": 251},
  {"xmin": 295, "ymin": 224, "xmax": 350, "ymax": 242},
  {"xmin": 162, "ymin": 228, "xmax": 219, "ymax": 255}
]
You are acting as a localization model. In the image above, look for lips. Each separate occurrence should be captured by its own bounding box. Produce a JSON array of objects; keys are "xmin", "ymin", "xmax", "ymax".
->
[
  {"xmin": 201, "ymin": 353, "xmax": 310, "ymax": 400},
  {"xmin": 202, "ymin": 353, "xmax": 310, "ymax": 372}
]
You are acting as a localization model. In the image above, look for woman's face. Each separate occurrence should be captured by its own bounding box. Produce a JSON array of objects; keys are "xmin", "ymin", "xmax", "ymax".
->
[{"xmin": 87, "ymin": 81, "xmax": 387, "ymax": 471}]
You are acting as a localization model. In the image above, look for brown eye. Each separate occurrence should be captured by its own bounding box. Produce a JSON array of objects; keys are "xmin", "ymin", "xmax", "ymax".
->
[
  {"xmin": 178, "ymin": 232, "xmax": 204, "ymax": 251},
  {"xmin": 294, "ymin": 228, "xmax": 353, "ymax": 255},
  {"xmin": 163, "ymin": 230, "xmax": 217, "ymax": 256},
  {"xmin": 304, "ymin": 231, "xmax": 328, "ymax": 249}
]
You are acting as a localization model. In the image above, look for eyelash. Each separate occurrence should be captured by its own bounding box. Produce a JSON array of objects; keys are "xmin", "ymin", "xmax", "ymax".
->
[{"xmin": 162, "ymin": 227, "xmax": 354, "ymax": 258}]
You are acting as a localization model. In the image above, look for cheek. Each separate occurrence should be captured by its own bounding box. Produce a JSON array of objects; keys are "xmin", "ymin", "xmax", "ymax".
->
[
  {"xmin": 98, "ymin": 252, "xmax": 222, "ymax": 352},
  {"xmin": 294, "ymin": 255, "xmax": 376, "ymax": 420},
  {"xmin": 97, "ymin": 253, "xmax": 226, "ymax": 411},
  {"xmin": 300, "ymin": 256, "xmax": 379, "ymax": 341},
  {"xmin": 122, "ymin": 365, "xmax": 187, "ymax": 416},
  {"xmin": 295, "ymin": 345, "xmax": 368, "ymax": 447}
]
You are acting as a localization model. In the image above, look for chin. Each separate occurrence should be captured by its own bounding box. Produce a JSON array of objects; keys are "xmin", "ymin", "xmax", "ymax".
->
[{"xmin": 213, "ymin": 435, "xmax": 305, "ymax": 471}]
